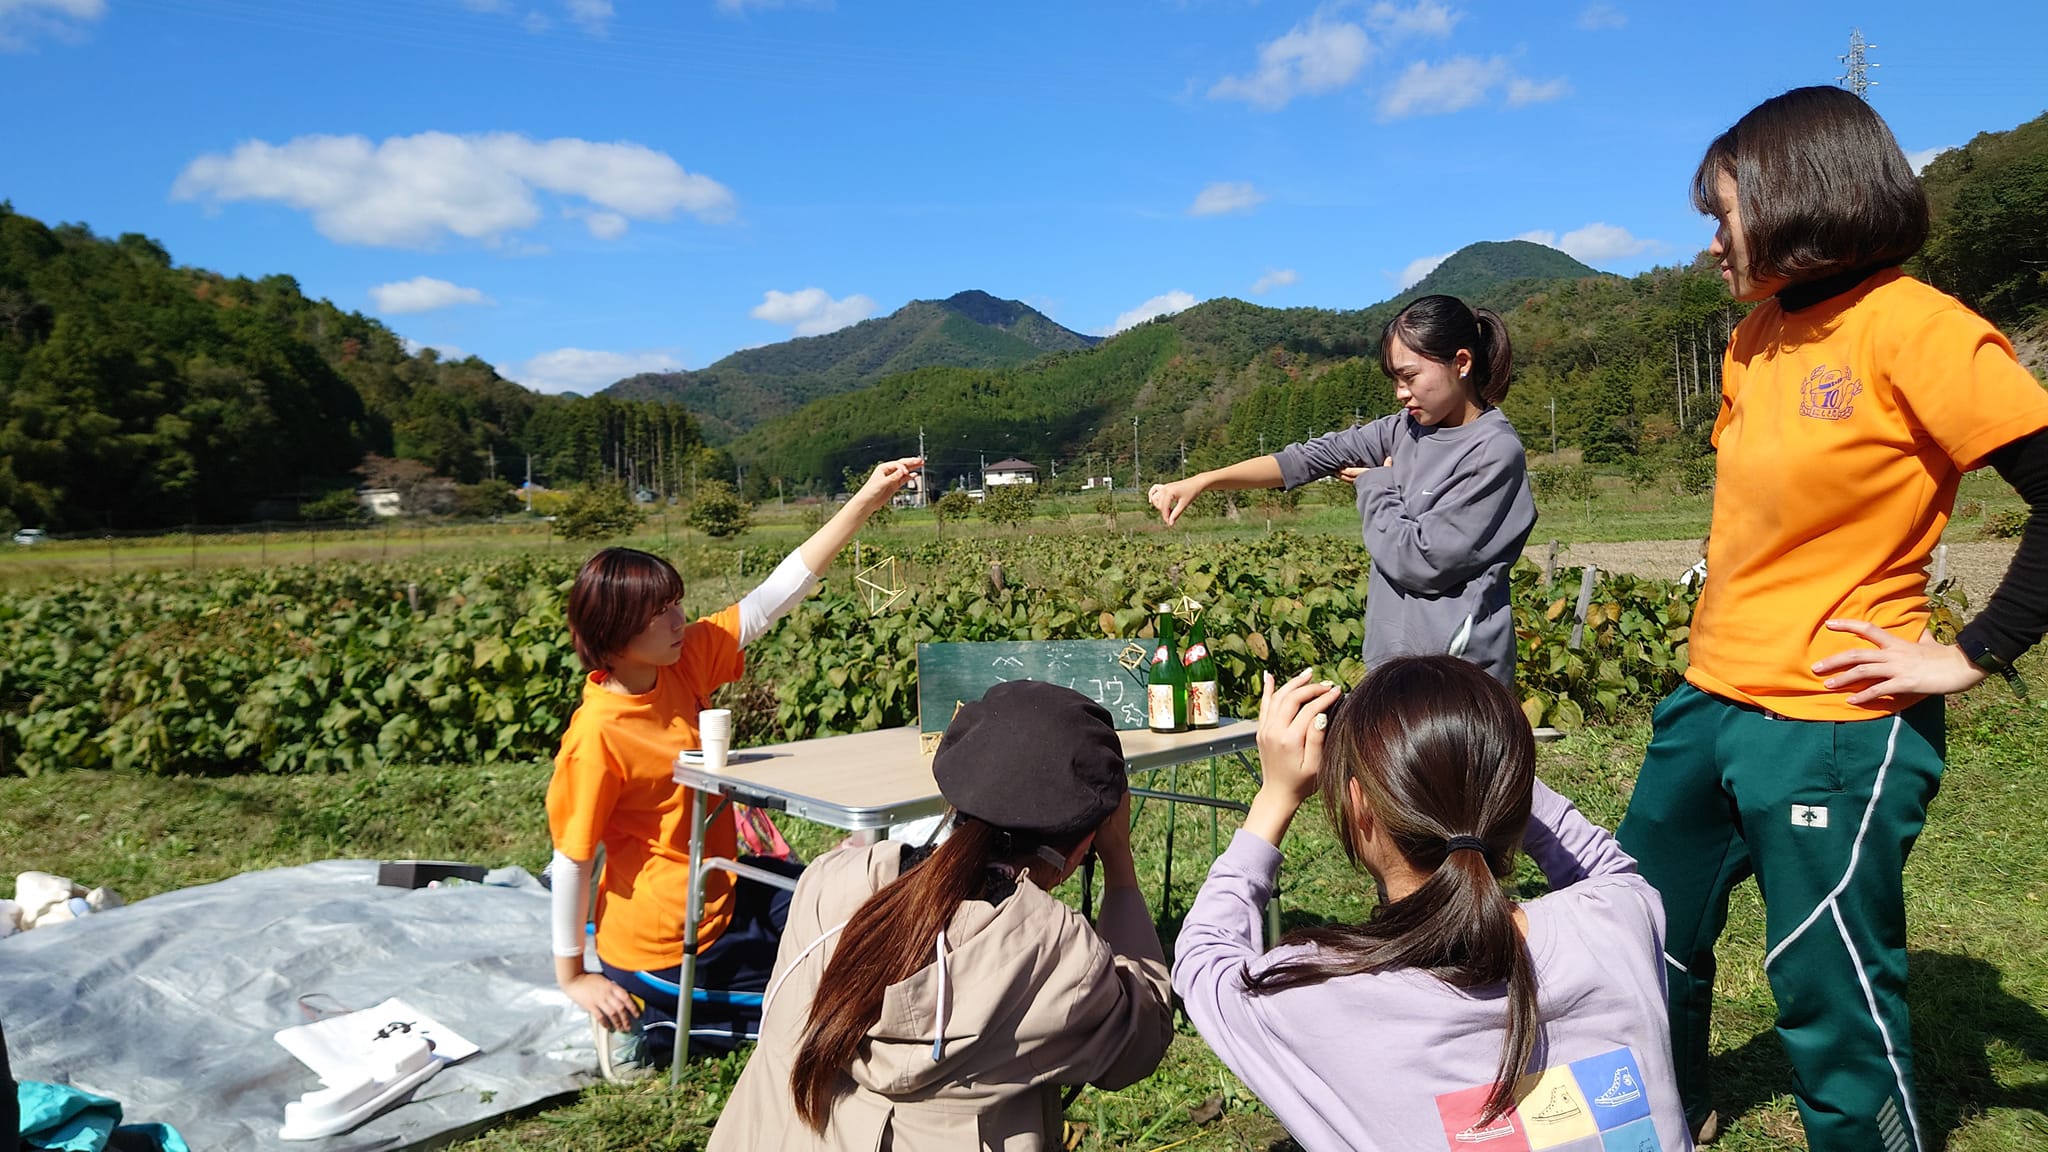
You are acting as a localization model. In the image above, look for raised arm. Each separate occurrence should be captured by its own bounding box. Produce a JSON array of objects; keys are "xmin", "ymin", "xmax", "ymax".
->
[
  {"xmin": 1520, "ymin": 778, "xmax": 1640, "ymax": 888},
  {"xmin": 736, "ymin": 456, "xmax": 920, "ymax": 646}
]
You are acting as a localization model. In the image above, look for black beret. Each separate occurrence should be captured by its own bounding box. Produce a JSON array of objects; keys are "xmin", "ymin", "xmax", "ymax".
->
[{"xmin": 932, "ymin": 680, "xmax": 1128, "ymax": 840}]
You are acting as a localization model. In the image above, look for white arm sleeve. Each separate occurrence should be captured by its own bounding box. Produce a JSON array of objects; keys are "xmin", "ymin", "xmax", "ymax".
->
[
  {"xmin": 551, "ymin": 850, "xmax": 593, "ymax": 959},
  {"xmin": 737, "ymin": 548, "xmax": 821, "ymax": 648}
]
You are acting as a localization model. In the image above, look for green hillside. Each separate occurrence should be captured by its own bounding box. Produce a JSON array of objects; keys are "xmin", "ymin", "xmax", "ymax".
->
[
  {"xmin": 732, "ymin": 240, "xmax": 1622, "ymax": 491},
  {"xmin": 1915, "ymin": 110, "xmax": 2048, "ymax": 327},
  {"xmin": 604, "ymin": 290, "xmax": 1098, "ymax": 441},
  {"xmin": 1403, "ymin": 239, "xmax": 1601, "ymax": 303},
  {"xmin": 0, "ymin": 204, "xmax": 708, "ymax": 532}
]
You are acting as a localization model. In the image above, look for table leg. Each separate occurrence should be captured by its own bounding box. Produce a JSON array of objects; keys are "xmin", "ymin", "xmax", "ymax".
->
[
  {"xmin": 672, "ymin": 787, "xmax": 709, "ymax": 1086},
  {"xmin": 1161, "ymin": 762, "xmax": 1178, "ymax": 919}
]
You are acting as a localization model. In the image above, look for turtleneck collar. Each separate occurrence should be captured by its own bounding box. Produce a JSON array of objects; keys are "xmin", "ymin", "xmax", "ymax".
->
[{"xmin": 1776, "ymin": 262, "xmax": 1899, "ymax": 313}]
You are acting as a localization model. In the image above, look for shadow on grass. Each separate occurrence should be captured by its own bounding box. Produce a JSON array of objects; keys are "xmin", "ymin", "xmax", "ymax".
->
[{"xmin": 1709, "ymin": 950, "xmax": 2048, "ymax": 1150}]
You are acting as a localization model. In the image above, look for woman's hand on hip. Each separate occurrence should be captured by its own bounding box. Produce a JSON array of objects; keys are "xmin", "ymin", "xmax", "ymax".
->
[{"xmin": 1813, "ymin": 619, "xmax": 1987, "ymax": 705}]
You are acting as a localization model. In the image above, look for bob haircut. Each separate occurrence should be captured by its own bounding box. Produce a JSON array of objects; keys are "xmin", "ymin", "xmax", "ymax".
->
[
  {"xmin": 1691, "ymin": 85, "xmax": 1928, "ymax": 285},
  {"xmin": 565, "ymin": 547, "xmax": 685, "ymax": 672}
]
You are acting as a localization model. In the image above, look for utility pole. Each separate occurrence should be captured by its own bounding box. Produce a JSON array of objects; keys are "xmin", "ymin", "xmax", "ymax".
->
[
  {"xmin": 1549, "ymin": 398, "xmax": 1557, "ymax": 458},
  {"xmin": 1838, "ymin": 28, "xmax": 1878, "ymax": 100},
  {"xmin": 1132, "ymin": 416, "xmax": 1140, "ymax": 492},
  {"xmin": 1179, "ymin": 439, "xmax": 1187, "ymax": 477},
  {"xmin": 523, "ymin": 454, "xmax": 533, "ymax": 515},
  {"xmin": 918, "ymin": 425, "xmax": 927, "ymax": 505}
]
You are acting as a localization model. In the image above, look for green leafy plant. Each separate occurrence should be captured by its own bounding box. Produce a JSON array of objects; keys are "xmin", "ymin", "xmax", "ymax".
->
[
  {"xmin": 980, "ymin": 484, "xmax": 1039, "ymax": 527},
  {"xmin": 684, "ymin": 480, "xmax": 752, "ymax": 539},
  {"xmin": 554, "ymin": 484, "xmax": 647, "ymax": 541}
]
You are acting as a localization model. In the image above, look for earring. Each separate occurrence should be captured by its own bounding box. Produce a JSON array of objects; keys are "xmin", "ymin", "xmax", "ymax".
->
[{"xmin": 1460, "ymin": 370, "xmax": 1468, "ymax": 378}]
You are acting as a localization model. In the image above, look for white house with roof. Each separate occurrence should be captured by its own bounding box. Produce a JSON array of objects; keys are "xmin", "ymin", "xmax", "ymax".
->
[{"xmin": 983, "ymin": 458, "xmax": 1039, "ymax": 487}]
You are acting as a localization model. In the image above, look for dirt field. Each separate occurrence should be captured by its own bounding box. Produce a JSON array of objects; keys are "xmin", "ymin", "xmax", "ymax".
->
[{"xmin": 1525, "ymin": 537, "xmax": 2020, "ymax": 607}]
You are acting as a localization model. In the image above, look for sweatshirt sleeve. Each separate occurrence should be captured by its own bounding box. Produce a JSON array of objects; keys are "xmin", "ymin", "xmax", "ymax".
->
[
  {"xmin": 1273, "ymin": 420, "xmax": 1393, "ymax": 491},
  {"xmin": 1062, "ymin": 885, "xmax": 1173, "ymax": 1091},
  {"xmin": 1355, "ymin": 432, "xmax": 1527, "ymax": 595},
  {"xmin": 1520, "ymin": 778, "xmax": 1639, "ymax": 888},
  {"xmin": 1171, "ymin": 832, "xmax": 1305, "ymax": 1107}
]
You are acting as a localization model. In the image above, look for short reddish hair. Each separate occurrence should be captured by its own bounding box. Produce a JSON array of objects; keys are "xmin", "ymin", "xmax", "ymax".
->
[{"xmin": 566, "ymin": 548, "xmax": 684, "ymax": 672}]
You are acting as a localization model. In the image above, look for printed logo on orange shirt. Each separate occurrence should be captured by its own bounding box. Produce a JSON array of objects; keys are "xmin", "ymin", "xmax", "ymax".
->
[{"xmin": 1799, "ymin": 365, "xmax": 1864, "ymax": 421}]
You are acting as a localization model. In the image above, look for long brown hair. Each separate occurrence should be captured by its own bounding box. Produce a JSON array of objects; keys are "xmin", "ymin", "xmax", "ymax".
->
[
  {"xmin": 791, "ymin": 818, "xmax": 1067, "ymax": 1130},
  {"xmin": 1245, "ymin": 656, "xmax": 1538, "ymax": 1123}
]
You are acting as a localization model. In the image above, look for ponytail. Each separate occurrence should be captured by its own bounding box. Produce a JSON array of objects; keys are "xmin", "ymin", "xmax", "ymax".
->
[
  {"xmin": 1381, "ymin": 295, "xmax": 1516, "ymax": 409},
  {"xmin": 1244, "ymin": 656, "xmax": 1538, "ymax": 1124},
  {"xmin": 1471, "ymin": 307, "xmax": 1514, "ymax": 406},
  {"xmin": 791, "ymin": 818, "xmax": 999, "ymax": 1130}
]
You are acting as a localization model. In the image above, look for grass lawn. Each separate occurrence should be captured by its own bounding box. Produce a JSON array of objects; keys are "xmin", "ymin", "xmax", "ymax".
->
[{"xmin": 5, "ymin": 666, "xmax": 2045, "ymax": 1150}]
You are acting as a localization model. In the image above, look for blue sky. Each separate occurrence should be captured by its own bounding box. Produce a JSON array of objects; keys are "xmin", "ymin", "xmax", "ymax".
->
[{"xmin": 3, "ymin": 0, "xmax": 2043, "ymax": 394}]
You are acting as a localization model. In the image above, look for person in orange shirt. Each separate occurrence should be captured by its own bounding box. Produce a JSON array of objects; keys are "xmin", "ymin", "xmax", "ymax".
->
[
  {"xmin": 1617, "ymin": 88, "xmax": 2048, "ymax": 1152},
  {"xmin": 548, "ymin": 456, "xmax": 922, "ymax": 1068}
]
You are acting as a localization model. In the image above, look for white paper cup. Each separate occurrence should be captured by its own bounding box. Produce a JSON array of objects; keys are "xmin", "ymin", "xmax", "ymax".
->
[
  {"xmin": 698, "ymin": 709, "xmax": 733, "ymax": 772},
  {"xmin": 699, "ymin": 736, "xmax": 730, "ymax": 773}
]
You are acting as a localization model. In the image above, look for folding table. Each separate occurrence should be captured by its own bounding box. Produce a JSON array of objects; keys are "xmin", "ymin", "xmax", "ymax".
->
[{"xmin": 664, "ymin": 720, "xmax": 1263, "ymax": 1082}]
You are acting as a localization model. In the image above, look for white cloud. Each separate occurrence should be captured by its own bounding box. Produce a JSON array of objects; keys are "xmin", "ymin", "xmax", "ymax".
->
[
  {"xmin": 1397, "ymin": 252, "xmax": 1452, "ymax": 291},
  {"xmin": 505, "ymin": 348, "xmax": 686, "ymax": 395},
  {"xmin": 564, "ymin": 206, "xmax": 631, "ymax": 239},
  {"xmin": 1905, "ymin": 145, "xmax": 1953, "ymax": 175},
  {"xmin": 1379, "ymin": 55, "xmax": 1569, "ymax": 119},
  {"xmin": 1507, "ymin": 76, "xmax": 1572, "ymax": 106},
  {"xmin": 1557, "ymin": 223, "xmax": 1654, "ymax": 263},
  {"xmin": 1514, "ymin": 223, "xmax": 1655, "ymax": 264},
  {"xmin": 172, "ymin": 132, "xmax": 736, "ymax": 249},
  {"xmin": 1368, "ymin": 0, "xmax": 1458, "ymax": 37},
  {"xmin": 1108, "ymin": 291, "xmax": 1198, "ymax": 335},
  {"xmin": 402, "ymin": 337, "xmax": 469, "ymax": 360},
  {"xmin": 370, "ymin": 276, "xmax": 494, "ymax": 315},
  {"xmin": 1576, "ymin": 3, "xmax": 1626, "ymax": 30},
  {"xmin": 1209, "ymin": 11, "xmax": 1373, "ymax": 110},
  {"xmin": 565, "ymin": 0, "xmax": 611, "ymax": 34},
  {"xmin": 1380, "ymin": 56, "xmax": 1501, "ymax": 119},
  {"xmin": 0, "ymin": 0, "xmax": 104, "ymax": 50},
  {"xmin": 751, "ymin": 288, "xmax": 880, "ymax": 337},
  {"xmin": 1189, "ymin": 181, "xmax": 1268, "ymax": 217},
  {"xmin": 1252, "ymin": 268, "xmax": 1299, "ymax": 294}
]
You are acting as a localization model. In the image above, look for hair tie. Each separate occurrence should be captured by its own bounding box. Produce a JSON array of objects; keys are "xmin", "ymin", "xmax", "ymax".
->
[{"xmin": 1444, "ymin": 835, "xmax": 1489, "ymax": 857}]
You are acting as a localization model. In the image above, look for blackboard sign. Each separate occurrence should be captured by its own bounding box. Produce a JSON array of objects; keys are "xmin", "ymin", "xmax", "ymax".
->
[{"xmin": 917, "ymin": 639, "xmax": 1155, "ymax": 732}]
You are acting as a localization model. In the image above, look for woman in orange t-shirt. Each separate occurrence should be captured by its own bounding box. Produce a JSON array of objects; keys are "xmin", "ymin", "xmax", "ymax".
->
[
  {"xmin": 547, "ymin": 457, "xmax": 920, "ymax": 1068},
  {"xmin": 1618, "ymin": 88, "xmax": 2048, "ymax": 1152}
]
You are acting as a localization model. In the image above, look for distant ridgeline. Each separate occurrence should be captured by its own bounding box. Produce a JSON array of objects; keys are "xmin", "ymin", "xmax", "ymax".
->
[
  {"xmin": 604, "ymin": 289, "xmax": 1100, "ymax": 443},
  {"xmin": 0, "ymin": 204, "xmax": 707, "ymax": 531}
]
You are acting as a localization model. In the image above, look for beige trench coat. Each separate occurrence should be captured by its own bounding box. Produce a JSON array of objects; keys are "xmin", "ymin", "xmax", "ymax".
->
[{"xmin": 708, "ymin": 841, "xmax": 1173, "ymax": 1151}]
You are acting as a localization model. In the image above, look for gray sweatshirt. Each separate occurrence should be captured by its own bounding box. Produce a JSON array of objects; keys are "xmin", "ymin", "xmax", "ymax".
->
[
  {"xmin": 1273, "ymin": 408, "xmax": 1536, "ymax": 684},
  {"xmin": 1174, "ymin": 782, "xmax": 1691, "ymax": 1152}
]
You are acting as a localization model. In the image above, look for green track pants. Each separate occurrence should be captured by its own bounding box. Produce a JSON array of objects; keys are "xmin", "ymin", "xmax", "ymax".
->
[{"xmin": 1617, "ymin": 683, "xmax": 1944, "ymax": 1152}]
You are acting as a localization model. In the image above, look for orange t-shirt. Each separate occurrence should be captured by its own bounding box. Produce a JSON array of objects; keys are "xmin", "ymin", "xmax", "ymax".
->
[
  {"xmin": 1689, "ymin": 270, "xmax": 2048, "ymax": 721},
  {"xmin": 547, "ymin": 603, "xmax": 746, "ymax": 972}
]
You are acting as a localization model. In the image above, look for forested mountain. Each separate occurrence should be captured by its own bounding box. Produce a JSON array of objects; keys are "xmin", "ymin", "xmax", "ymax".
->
[
  {"xmin": 604, "ymin": 290, "xmax": 1098, "ymax": 441},
  {"xmin": 1914, "ymin": 110, "xmax": 2048, "ymax": 329},
  {"xmin": 0, "ymin": 205, "xmax": 707, "ymax": 531},
  {"xmin": 729, "ymin": 241, "xmax": 1649, "ymax": 493},
  {"xmin": 1402, "ymin": 240, "xmax": 1599, "ymax": 303}
]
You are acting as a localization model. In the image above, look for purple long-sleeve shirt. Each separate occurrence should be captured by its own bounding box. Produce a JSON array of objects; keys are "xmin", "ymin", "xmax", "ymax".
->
[{"xmin": 1174, "ymin": 782, "xmax": 1693, "ymax": 1152}]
